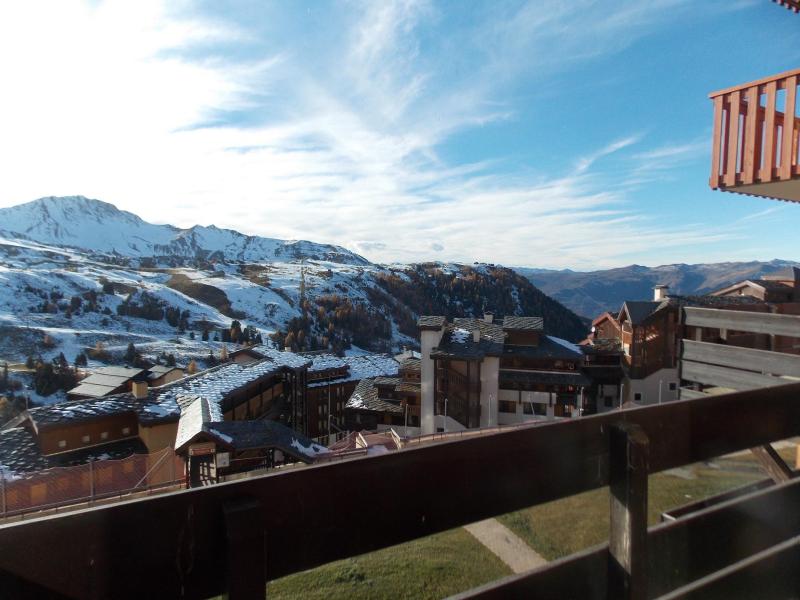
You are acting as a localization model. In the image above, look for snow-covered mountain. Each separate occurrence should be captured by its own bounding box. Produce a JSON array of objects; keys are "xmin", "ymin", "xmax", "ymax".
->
[{"xmin": 0, "ymin": 196, "xmax": 369, "ymax": 265}]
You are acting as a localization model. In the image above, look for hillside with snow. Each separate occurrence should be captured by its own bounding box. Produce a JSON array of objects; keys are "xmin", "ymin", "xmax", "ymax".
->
[{"xmin": 0, "ymin": 196, "xmax": 588, "ymax": 394}]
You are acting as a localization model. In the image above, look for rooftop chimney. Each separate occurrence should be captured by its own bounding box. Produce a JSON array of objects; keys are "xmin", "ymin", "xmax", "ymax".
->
[
  {"xmin": 483, "ymin": 312, "xmax": 494, "ymax": 324},
  {"xmin": 132, "ymin": 380, "xmax": 148, "ymax": 400},
  {"xmin": 473, "ymin": 329, "xmax": 481, "ymax": 343},
  {"xmin": 220, "ymin": 345, "xmax": 229, "ymax": 361},
  {"xmin": 654, "ymin": 285, "xmax": 669, "ymax": 301}
]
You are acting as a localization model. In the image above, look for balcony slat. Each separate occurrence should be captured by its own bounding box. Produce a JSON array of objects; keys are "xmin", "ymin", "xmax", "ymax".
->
[
  {"xmin": 3, "ymin": 384, "xmax": 800, "ymax": 599},
  {"xmin": 762, "ymin": 81, "xmax": 778, "ymax": 181},
  {"xmin": 455, "ymin": 477, "xmax": 800, "ymax": 600},
  {"xmin": 725, "ymin": 90, "xmax": 741, "ymax": 187},
  {"xmin": 683, "ymin": 307, "xmax": 800, "ymax": 337},
  {"xmin": 681, "ymin": 360, "xmax": 788, "ymax": 391},
  {"xmin": 780, "ymin": 75, "xmax": 798, "ymax": 180},
  {"xmin": 681, "ymin": 339, "xmax": 800, "ymax": 378},
  {"xmin": 710, "ymin": 96, "xmax": 723, "ymax": 188},
  {"xmin": 742, "ymin": 86, "xmax": 760, "ymax": 184}
]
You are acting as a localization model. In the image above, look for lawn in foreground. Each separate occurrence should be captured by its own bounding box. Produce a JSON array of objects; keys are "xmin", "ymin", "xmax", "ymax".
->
[
  {"xmin": 497, "ymin": 453, "xmax": 782, "ymax": 560},
  {"xmin": 267, "ymin": 526, "xmax": 511, "ymax": 600}
]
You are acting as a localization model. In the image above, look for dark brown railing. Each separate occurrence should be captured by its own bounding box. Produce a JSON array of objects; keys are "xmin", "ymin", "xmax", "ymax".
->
[{"xmin": 1, "ymin": 380, "xmax": 800, "ymax": 598}]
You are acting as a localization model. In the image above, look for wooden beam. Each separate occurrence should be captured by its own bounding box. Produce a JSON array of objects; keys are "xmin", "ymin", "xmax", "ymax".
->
[
  {"xmin": 3, "ymin": 383, "xmax": 800, "ymax": 597},
  {"xmin": 678, "ymin": 387, "xmax": 708, "ymax": 400},
  {"xmin": 683, "ymin": 307, "xmax": 800, "ymax": 338},
  {"xmin": 780, "ymin": 75, "xmax": 798, "ymax": 180},
  {"xmin": 762, "ymin": 81, "xmax": 778, "ymax": 181},
  {"xmin": 710, "ymin": 96, "xmax": 724, "ymax": 188},
  {"xmin": 724, "ymin": 90, "xmax": 741, "ymax": 186},
  {"xmin": 680, "ymin": 360, "xmax": 787, "ymax": 390},
  {"xmin": 742, "ymin": 86, "xmax": 760, "ymax": 184},
  {"xmin": 223, "ymin": 498, "xmax": 265, "ymax": 600},
  {"xmin": 608, "ymin": 423, "xmax": 649, "ymax": 600},
  {"xmin": 657, "ymin": 535, "xmax": 800, "ymax": 600},
  {"xmin": 681, "ymin": 339, "xmax": 800, "ymax": 378},
  {"xmin": 750, "ymin": 444, "xmax": 794, "ymax": 483},
  {"xmin": 455, "ymin": 477, "xmax": 800, "ymax": 599}
]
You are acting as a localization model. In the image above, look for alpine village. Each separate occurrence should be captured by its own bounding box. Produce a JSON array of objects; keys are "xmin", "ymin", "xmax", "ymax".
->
[{"xmin": 2, "ymin": 1, "xmax": 800, "ymax": 599}]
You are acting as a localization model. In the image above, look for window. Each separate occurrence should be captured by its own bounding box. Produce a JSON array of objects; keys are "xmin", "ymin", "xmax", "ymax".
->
[
  {"xmin": 523, "ymin": 402, "xmax": 533, "ymax": 415},
  {"xmin": 669, "ymin": 382, "xmax": 677, "ymax": 391},
  {"xmin": 81, "ymin": 435, "xmax": 90, "ymax": 443},
  {"xmin": 499, "ymin": 400, "xmax": 515, "ymax": 413},
  {"xmin": 100, "ymin": 431, "xmax": 109, "ymax": 440},
  {"xmin": 58, "ymin": 440, "xmax": 67, "ymax": 449},
  {"xmin": 634, "ymin": 393, "xmax": 642, "ymax": 401},
  {"xmin": 604, "ymin": 396, "xmax": 614, "ymax": 408},
  {"xmin": 318, "ymin": 405, "xmax": 323, "ymax": 416},
  {"xmin": 122, "ymin": 427, "xmax": 131, "ymax": 436}
]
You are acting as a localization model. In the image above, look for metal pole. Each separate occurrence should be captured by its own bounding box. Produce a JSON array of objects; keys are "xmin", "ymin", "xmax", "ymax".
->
[
  {"xmin": 89, "ymin": 460, "xmax": 94, "ymax": 504},
  {"xmin": 659, "ymin": 380, "xmax": 663, "ymax": 404},
  {"xmin": 404, "ymin": 403, "xmax": 408, "ymax": 436},
  {"xmin": 1, "ymin": 474, "xmax": 5, "ymax": 517},
  {"xmin": 444, "ymin": 398, "xmax": 448, "ymax": 433}
]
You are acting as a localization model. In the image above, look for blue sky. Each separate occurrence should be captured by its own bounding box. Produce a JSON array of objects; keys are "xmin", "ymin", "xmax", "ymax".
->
[{"xmin": 1, "ymin": 0, "xmax": 799, "ymax": 269}]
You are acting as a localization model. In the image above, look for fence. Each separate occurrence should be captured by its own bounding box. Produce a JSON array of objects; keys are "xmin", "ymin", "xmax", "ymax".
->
[{"xmin": 0, "ymin": 447, "xmax": 185, "ymax": 518}]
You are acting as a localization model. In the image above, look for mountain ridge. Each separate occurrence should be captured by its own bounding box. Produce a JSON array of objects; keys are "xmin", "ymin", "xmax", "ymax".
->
[{"xmin": 0, "ymin": 196, "xmax": 370, "ymax": 266}]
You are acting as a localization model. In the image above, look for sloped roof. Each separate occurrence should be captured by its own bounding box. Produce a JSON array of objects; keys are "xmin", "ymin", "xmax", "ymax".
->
[
  {"xmin": 501, "ymin": 316, "xmax": 544, "ymax": 331},
  {"xmin": 203, "ymin": 420, "xmax": 329, "ymax": 462},
  {"xmin": 346, "ymin": 379, "xmax": 403, "ymax": 414},
  {"xmin": 399, "ymin": 357, "xmax": 421, "ymax": 372},
  {"xmin": 502, "ymin": 335, "xmax": 583, "ymax": 360},
  {"xmin": 430, "ymin": 318, "xmax": 505, "ymax": 360},
  {"xmin": 417, "ymin": 315, "xmax": 447, "ymax": 330},
  {"xmin": 620, "ymin": 301, "xmax": 663, "ymax": 325}
]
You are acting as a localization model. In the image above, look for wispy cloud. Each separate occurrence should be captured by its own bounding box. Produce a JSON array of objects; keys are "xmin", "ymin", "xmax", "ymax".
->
[{"xmin": 0, "ymin": 0, "xmax": 780, "ymax": 269}]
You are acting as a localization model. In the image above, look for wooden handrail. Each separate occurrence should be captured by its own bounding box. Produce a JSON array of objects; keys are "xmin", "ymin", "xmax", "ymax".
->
[
  {"xmin": 2, "ymin": 383, "xmax": 800, "ymax": 597},
  {"xmin": 709, "ymin": 67, "xmax": 800, "ymax": 99}
]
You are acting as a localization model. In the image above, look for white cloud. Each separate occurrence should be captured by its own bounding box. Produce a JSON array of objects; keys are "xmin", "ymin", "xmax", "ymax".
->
[{"xmin": 0, "ymin": 0, "xmax": 753, "ymax": 269}]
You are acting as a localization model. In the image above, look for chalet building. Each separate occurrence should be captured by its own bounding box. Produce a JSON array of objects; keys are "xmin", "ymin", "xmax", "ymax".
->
[
  {"xmin": 711, "ymin": 267, "xmax": 800, "ymax": 303},
  {"xmin": 0, "ymin": 347, "xmax": 310, "ymax": 481},
  {"xmin": 174, "ymin": 396, "xmax": 329, "ymax": 487},
  {"xmin": 417, "ymin": 314, "xmax": 589, "ymax": 434},
  {"xmin": 303, "ymin": 353, "xmax": 400, "ymax": 440}
]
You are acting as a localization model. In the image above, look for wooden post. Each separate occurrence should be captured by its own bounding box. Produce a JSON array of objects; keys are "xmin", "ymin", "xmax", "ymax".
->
[
  {"xmin": 223, "ymin": 498, "xmax": 266, "ymax": 600},
  {"xmin": 751, "ymin": 444, "xmax": 794, "ymax": 483},
  {"xmin": 608, "ymin": 422, "xmax": 649, "ymax": 600}
]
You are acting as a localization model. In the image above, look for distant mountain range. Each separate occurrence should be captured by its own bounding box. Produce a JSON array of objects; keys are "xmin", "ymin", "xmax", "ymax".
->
[
  {"xmin": 518, "ymin": 260, "xmax": 800, "ymax": 318},
  {"xmin": 0, "ymin": 196, "xmax": 368, "ymax": 265}
]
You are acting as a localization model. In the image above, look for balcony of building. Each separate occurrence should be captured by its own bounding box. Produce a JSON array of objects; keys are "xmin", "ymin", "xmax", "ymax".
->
[
  {"xmin": 709, "ymin": 68, "xmax": 800, "ymax": 201},
  {"xmin": 774, "ymin": 0, "xmax": 800, "ymax": 11}
]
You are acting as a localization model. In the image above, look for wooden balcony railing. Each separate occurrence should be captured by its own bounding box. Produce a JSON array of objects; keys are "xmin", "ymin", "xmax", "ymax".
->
[
  {"xmin": 709, "ymin": 68, "xmax": 800, "ymax": 201},
  {"xmin": 680, "ymin": 306, "xmax": 800, "ymax": 393},
  {"xmin": 2, "ymin": 381, "xmax": 800, "ymax": 598},
  {"xmin": 774, "ymin": 0, "xmax": 800, "ymax": 12}
]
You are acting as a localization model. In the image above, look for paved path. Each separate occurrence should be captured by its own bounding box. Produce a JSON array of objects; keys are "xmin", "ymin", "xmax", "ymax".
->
[{"xmin": 463, "ymin": 518, "xmax": 547, "ymax": 574}]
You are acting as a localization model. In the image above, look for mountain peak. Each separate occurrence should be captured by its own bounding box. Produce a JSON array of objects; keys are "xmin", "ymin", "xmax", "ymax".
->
[{"xmin": 0, "ymin": 195, "xmax": 369, "ymax": 266}]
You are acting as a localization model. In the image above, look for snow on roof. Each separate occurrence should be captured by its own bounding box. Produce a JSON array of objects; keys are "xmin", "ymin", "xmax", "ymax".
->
[
  {"xmin": 308, "ymin": 354, "xmax": 348, "ymax": 373},
  {"xmin": 546, "ymin": 335, "xmax": 583, "ymax": 355},
  {"xmin": 451, "ymin": 328, "xmax": 471, "ymax": 344},
  {"xmin": 290, "ymin": 437, "xmax": 330, "ymax": 458}
]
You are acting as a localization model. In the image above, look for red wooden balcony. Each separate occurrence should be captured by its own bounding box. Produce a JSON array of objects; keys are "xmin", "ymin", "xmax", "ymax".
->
[
  {"xmin": 709, "ymin": 68, "xmax": 800, "ymax": 202},
  {"xmin": 774, "ymin": 0, "xmax": 800, "ymax": 12}
]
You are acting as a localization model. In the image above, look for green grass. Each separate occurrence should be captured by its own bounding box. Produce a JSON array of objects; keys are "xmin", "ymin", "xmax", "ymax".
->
[
  {"xmin": 267, "ymin": 527, "xmax": 511, "ymax": 600},
  {"xmin": 498, "ymin": 451, "xmax": 791, "ymax": 561},
  {"xmin": 258, "ymin": 446, "xmax": 798, "ymax": 599}
]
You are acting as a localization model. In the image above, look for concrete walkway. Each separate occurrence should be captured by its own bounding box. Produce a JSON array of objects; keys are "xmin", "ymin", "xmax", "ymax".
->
[{"xmin": 463, "ymin": 518, "xmax": 547, "ymax": 574}]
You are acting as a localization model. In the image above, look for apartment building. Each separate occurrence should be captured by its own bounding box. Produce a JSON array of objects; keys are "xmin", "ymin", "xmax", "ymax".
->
[{"xmin": 417, "ymin": 313, "xmax": 589, "ymax": 434}]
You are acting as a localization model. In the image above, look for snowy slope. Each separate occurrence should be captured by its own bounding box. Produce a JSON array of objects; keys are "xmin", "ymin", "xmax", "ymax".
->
[{"xmin": 0, "ymin": 196, "xmax": 369, "ymax": 265}]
